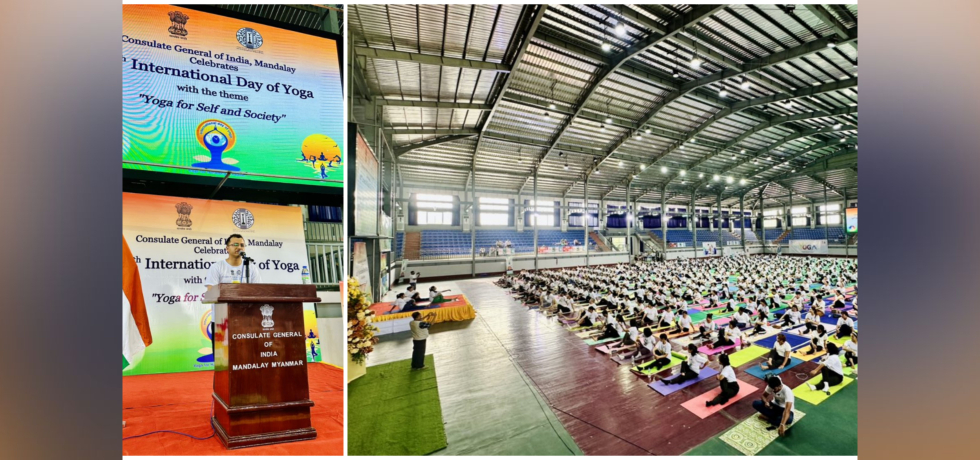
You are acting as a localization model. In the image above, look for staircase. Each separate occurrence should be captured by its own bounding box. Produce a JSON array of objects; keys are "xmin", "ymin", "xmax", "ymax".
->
[
  {"xmin": 774, "ymin": 229, "xmax": 792, "ymax": 244},
  {"xmin": 649, "ymin": 231, "xmax": 665, "ymax": 250},
  {"xmin": 589, "ymin": 231, "xmax": 611, "ymax": 252},
  {"xmin": 404, "ymin": 231, "xmax": 421, "ymax": 259}
]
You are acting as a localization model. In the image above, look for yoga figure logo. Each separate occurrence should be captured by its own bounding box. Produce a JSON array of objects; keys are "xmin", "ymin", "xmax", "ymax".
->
[{"xmin": 192, "ymin": 119, "xmax": 239, "ymax": 171}]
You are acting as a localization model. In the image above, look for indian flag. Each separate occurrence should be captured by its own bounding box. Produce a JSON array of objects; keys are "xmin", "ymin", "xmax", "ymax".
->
[{"xmin": 123, "ymin": 236, "xmax": 152, "ymax": 370}]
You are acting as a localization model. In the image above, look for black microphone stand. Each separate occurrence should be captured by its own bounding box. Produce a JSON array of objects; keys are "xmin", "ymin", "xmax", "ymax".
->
[{"xmin": 242, "ymin": 252, "xmax": 253, "ymax": 284}]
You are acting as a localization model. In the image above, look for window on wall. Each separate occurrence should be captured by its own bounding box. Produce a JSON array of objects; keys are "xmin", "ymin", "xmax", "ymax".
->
[
  {"xmin": 763, "ymin": 218, "xmax": 780, "ymax": 228},
  {"xmin": 791, "ymin": 207, "xmax": 807, "ymax": 215},
  {"xmin": 763, "ymin": 209, "xmax": 780, "ymax": 217},
  {"xmin": 819, "ymin": 204, "xmax": 842, "ymax": 225},
  {"xmin": 479, "ymin": 197, "xmax": 509, "ymax": 226},
  {"xmin": 529, "ymin": 200, "xmax": 555, "ymax": 227},
  {"xmin": 819, "ymin": 204, "xmax": 841, "ymax": 212},
  {"xmin": 791, "ymin": 217, "xmax": 808, "ymax": 226},
  {"xmin": 416, "ymin": 193, "xmax": 453, "ymax": 226}
]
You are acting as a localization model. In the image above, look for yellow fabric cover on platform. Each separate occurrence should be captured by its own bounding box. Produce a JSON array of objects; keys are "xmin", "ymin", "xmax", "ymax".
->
[{"xmin": 372, "ymin": 295, "xmax": 477, "ymax": 323}]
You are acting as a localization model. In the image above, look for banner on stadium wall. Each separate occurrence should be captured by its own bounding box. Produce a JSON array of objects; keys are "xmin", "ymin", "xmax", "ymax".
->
[
  {"xmin": 505, "ymin": 255, "xmax": 514, "ymax": 275},
  {"xmin": 122, "ymin": 193, "xmax": 321, "ymax": 376},
  {"xmin": 351, "ymin": 241, "xmax": 373, "ymax": 304},
  {"xmin": 702, "ymin": 241, "xmax": 717, "ymax": 256},
  {"xmin": 790, "ymin": 239, "xmax": 829, "ymax": 254}
]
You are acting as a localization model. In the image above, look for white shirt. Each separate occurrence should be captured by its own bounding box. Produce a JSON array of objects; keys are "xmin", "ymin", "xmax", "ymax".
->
[
  {"xmin": 639, "ymin": 335, "xmax": 655, "ymax": 350},
  {"xmin": 843, "ymin": 340, "xmax": 858, "ymax": 356},
  {"xmin": 735, "ymin": 312, "xmax": 750, "ymax": 324},
  {"xmin": 821, "ymin": 354, "xmax": 844, "ymax": 375},
  {"xmin": 662, "ymin": 311, "xmax": 675, "ymax": 324},
  {"xmin": 724, "ymin": 326, "xmax": 739, "ymax": 341},
  {"xmin": 394, "ymin": 298, "xmax": 408, "ymax": 309},
  {"xmin": 410, "ymin": 320, "xmax": 430, "ymax": 340},
  {"xmin": 688, "ymin": 353, "xmax": 709, "ymax": 373},
  {"xmin": 409, "ymin": 272, "xmax": 419, "ymax": 282},
  {"xmin": 678, "ymin": 316, "xmax": 692, "ymax": 329},
  {"xmin": 655, "ymin": 341, "xmax": 671, "ymax": 356},
  {"xmin": 720, "ymin": 365, "xmax": 737, "ymax": 383},
  {"xmin": 765, "ymin": 381, "xmax": 795, "ymax": 408},
  {"xmin": 586, "ymin": 311, "xmax": 599, "ymax": 323},
  {"xmin": 837, "ymin": 317, "xmax": 854, "ymax": 329},
  {"xmin": 627, "ymin": 326, "xmax": 639, "ymax": 341},
  {"xmin": 204, "ymin": 259, "xmax": 262, "ymax": 286},
  {"xmin": 773, "ymin": 341, "xmax": 793, "ymax": 358},
  {"xmin": 702, "ymin": 320, "xmax": 718, "ymax": 332},
  {"xmin": 811, "ymin": 332, "xmax": 827, "ymax": 348}
]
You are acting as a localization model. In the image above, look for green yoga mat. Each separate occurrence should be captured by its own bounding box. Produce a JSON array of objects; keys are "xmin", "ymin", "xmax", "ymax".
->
[
  {"xmin": 727, "ymin": 345, "xmax": 770, "ymax": 367},
  {"xmin": 348, "ymin": 355, "xmax": 447, "ymax": 456},
  {"xmin": 632, "ymin": 354, "xmax": 684, "ymax": 375}
]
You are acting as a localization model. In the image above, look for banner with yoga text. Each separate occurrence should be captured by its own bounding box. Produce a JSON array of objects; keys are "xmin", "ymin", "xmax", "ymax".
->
[
  {"xmin": 789, "ymin": 239, "xmax": 829, "ymax": 255},
  {"xmin": 122, "ymin": 192, "xmax": 321, "ymax": 376}
]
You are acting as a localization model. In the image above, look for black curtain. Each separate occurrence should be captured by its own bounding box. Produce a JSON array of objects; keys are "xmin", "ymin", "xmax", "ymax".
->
[{"xmin": 408, "ymin": 193, "xmax": 418, "ymax": 226}]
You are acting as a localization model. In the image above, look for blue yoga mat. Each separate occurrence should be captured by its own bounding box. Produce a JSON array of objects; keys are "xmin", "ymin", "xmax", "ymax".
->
[
  {"xmin": 754, "ymin": 333, "xmax": 810, "ymax": 350},
  {"xmin": 744, "ymin": 358, "xmax": 804, "ymax": 380},
  {"xmin": 648, "ymin": 367, "xmax": 720, "ymax": 396},
  {"xmin": 819, "ymin": 315, "xmax": 839, "ymax": 325}
]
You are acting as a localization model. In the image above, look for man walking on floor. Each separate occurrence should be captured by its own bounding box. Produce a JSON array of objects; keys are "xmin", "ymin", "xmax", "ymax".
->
[{"xmin": 410, "ymin": 311, "xmax": 436, "ymax": 370}]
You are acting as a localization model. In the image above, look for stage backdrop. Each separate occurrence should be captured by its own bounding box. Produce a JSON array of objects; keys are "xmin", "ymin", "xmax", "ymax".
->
[
  {"xmin": 789, "ymin": 239, "xmax": 829, "ymax": 255},
  {"xmin": 122, "ymin": 4, "xmax": 344, "ymax": 186},
  {"xmin": 122, "ymin": 192, "xmax": 321, "ymax": 376}
]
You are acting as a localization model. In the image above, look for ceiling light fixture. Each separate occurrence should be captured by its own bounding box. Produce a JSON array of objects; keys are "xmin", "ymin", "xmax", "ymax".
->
[
  {"xmin": 740, "ymin": 77, "xmax": 751, "ymax": 90},
  {"xmin": 661, "ymin": 166, "xmax": 668, "ymax": 174},
  {"xmin": 614, "ymin": 23, "xmax": 626, "ymax": 37},
  {"xmin": 713, "ymin": 174, "xmax": 720, "ymax": 181},
  {"xmin": 719, "ymin": 87, "xmax": 728, "ymax": 98},
  {"xmin": 680, "ymin": 170, "xmax": 686, "ymax": 176},
  {"xmin": 726, "ymin": 176, "xmax": 733, "ymax": 184},
  {"xmin": 740, "ymin": 178, "xmax": 746, "ymax": 185},
  {"xmin": 601, "ymin": 42, "xmax": 612, "ymax": 52},
  {"xmin": 698, "ymin": 173, "xmax": 704, "ymax": 178},
  {"xmin": 833, "ymin": 122, "xmax": 843, "ymax": 130}
]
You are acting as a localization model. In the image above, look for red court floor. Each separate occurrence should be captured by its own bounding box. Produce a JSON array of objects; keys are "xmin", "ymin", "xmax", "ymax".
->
[
  {"xmin": 463, "ymin": 279, "xmax": 819, "ymax": 455},
  {"xmin": 122, "ymin": 363, "xmax": 344, "ymax": 456}
]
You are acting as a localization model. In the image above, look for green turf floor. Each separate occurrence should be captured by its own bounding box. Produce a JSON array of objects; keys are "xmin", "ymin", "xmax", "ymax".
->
[
  {"xmin": 684, "ymin": 381, "xmax": 858, "ymax": 456},
  {"xmin": 347, "ymin": 355, "xmax": 448, "ymax": 456}
]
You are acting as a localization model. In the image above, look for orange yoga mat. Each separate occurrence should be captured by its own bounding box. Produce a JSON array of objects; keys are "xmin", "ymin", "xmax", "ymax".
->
[{"xmin": 122, "ymin": 363, "xmax": 343, "ymax": 456}]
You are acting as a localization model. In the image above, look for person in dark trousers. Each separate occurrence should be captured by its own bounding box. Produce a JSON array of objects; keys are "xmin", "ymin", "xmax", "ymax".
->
[
  {"xmin": 753, "ymin": 376, "xmax": 796, "ymax": 436},
  {"xmin": 410, "ymin": 311, "xmax": 436, "ymax": 370},
  {"xmin": 661, "ymin": 343, "xmax": 708, "ymax": 385},
  {"xmin": 706, "ymin": 353, "xmax": 740, "ymax": 407}
]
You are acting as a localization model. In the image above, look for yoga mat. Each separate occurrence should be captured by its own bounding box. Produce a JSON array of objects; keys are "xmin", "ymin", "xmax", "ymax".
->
[
  {"xmin": 559, "ymin": 318, "xmax": 577, "ymax": 326},
  {"xmin": 720, "ymin": 408, "xmax": 806, "ymax": 456},
  {"xmin": 753, "ymin": 333, "xmax": 809, "ymax": 350},
  {"xmin": 794, "ymin": 375, "xmax": 855, "ymax": 405},
  {"xmin": 630, "ymin": 355, "xmax": 683, "ymax": 374},
  {"xmin": 743, "ymin": 326, "xmax": 782, "ymax": 343},
  {"xmin": 595, "ymin": 344, "xmax": 613, "ymax": 354},
  {"xmin": 574, "ymin": 331, "xmax": 593, "ymax": 339},
  {"xmin": 681, "ymin": 379, "xmax": 761, "ymax": 419},
  {"xmin": 791, "ymin": 347, "xmax": 827, "ymax": 361},
  {"xmin": 728, "ymin": 346, "xmax": 770, "ymax": 367},
  {"xmin": 744, "ymin": 358, "xmax": 804, "ymax": 380},
  {"xmin": 648, "ymin": 367, "xmax": 719, "ymax": 395},
  {"xmin": 698, "ymin": 339, "xmax": 741, "ymax": 356},
  {"xmin": 585, "ymin": 334, "xmax": 623, "ymax": 346}
]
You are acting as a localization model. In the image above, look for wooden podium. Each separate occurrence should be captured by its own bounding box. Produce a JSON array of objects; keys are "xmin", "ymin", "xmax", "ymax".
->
[{"xmin": 203, "ymin": 284, "xmax": 321, "ymax": 449}]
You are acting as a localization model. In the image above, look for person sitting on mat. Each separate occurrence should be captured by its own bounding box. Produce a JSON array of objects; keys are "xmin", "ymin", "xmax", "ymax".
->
[
  {"xmin": 578, "ymin": 306, "xmax": 599, "ymax": 327},
  {"xmin": 749, "ymin": 309, "xmax": 770, "ymax": 336},
  {"xmin": 697, "ymin": 313, "xmax": 718, "ymax": 341},
  {"xmin": 706, "ymin": 353, "xmax": 740, "ymax": 407},
  {"xmin": 776, "ymin": 305, "xmax": 802, "ymax": 329},
  {"xmin": 733, "ymin": 308, "xmax": 751, "ymax": 329},
  {"xmin": 711, "ymin": 321, "xmax": 740, "ymax": 349},
  {"xmin": 645, "ymin": 333, "xmax": 673, "ymax": 370},
  {"xmin": 803, "ymin": 305, "xmax": 822, "ymax": 333},
  {"xmin": 753, "ymin": 376, "xmax": 795, "ymax": 436},
  {"xmin": 608, "ymin": 318, "xmax": 640, "ymax": 354},
  {"xmin": 595, "ymin": 312, "xmax": 624, "ymax": 340},
  {"xmin": 673, "ymin": 310, "xmax": 693, "ymax": 334},
  {"xmin": 804, "ymin": 324, "xmax": 829, "ymax": 355},
  {"xmin": 660, "ymin": 343, "xmax": 708, "ymax": 385},
  {"xmin": 659, "ymin": 307, "xmax": 675, "ymax": 328},
  {"xmin": 807, "ymin": 343, "xmax": 845, "ymax": 395},
  {"xmin": 391, "ymin": 292, "xmax": 414, "ymax": 313},
  {"xmin": 841, "ymin": 332, "xmax": 858, "ymax": 367},
  {"xmin": 836, "ymin": 311, "xmax": 855, "ymax": 339},
  {"xmin": 626, "ymin": 328, "xmax": 655, "ymax": 363},
  {"xmin": 760, "ymin": 333, "xmax": 793, "ymax": 371}
]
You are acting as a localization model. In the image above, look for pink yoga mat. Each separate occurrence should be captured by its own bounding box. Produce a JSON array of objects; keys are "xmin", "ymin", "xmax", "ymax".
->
[
  {"xmin": 595, "ymin": 344, "xmax": 613, "ymax": 354},
  {"xmin": 698, "ymin": 339, "xmax": 741, "ymax": 355},
  {"xmin": 680, "ymin": 379, "xmax": 760, "ymax": 419}
]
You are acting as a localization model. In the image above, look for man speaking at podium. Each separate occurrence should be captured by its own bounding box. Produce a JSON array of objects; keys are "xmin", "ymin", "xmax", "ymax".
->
[
  {"xmin": 205, "ymin": 234, "xmax": 263, "ymax": 289},
  {"xmin": 204, "ymin": 234, "xmax": 263, "ymax": 350}
]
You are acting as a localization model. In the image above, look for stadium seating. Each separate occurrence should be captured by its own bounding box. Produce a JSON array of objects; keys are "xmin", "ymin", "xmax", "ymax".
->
[
  {"xmin": 786, "ymin": 227, "xmax": 847, "ymax": 244},
  {"xmin": 417, "ymin": 229, "xmax": 594, "ymax": 258},
  {"xmin": 395, "ymin": 232, "xmax": 404, "ymax": 259}
]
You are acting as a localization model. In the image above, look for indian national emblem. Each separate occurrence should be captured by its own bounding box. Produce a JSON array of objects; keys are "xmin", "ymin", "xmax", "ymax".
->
[
  {"xmin": 175, "ymin": 202, "xmax": 193, "ymax": 228},
  {"xmin": 232, "ymin": 208, "xmax": 255, "ymax": 229},
  {"xmin": 260, "ymin": 305, "xmax": 275, "ymax": 328},
  {"xmin": 168, "ymin": 11, "xmax": 189, "ymax": 37}
]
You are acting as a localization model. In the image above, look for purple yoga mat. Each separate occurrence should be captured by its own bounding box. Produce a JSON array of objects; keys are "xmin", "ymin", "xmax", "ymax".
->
[
  {"xmin": 698, "ymin": 339, "xmax": 741, "ymax": 355},
  {"xmin": 648, "ymin": 367, "xmax": 720, "ymax": 396},
  {"xmin": 595, "ymin": 344, "xmax": 613, "ymax": 354}
]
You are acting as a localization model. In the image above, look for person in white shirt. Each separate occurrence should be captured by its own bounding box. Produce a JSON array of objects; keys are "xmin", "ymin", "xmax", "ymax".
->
[
  {"xmin": 842, "ymin": 332, "xmax": 858, "ymax": 367},
  {"xmin": 836, "ymin": 311, "xmax": 855, "ymax": 339},
  {"xmin": 645, "ymin": 333, "xmax": 673, "ymax": 370},
  {"xmin": 733, "ymin": 309, "xmax": 751, "ymax": 328},
  {"xmin": 753, "ymin": 376, "xmax": 796, "ymax": 436},
  {"xmin": 662, "ymin": 343, "xmax": 708, "ymax": 385},
  {"xmin": 712, "ymin": 321, "xmax": 740, "ymax": 349},
  {"xmin": 697, "ymin": 314, "xmax": 718, "ymax": 341},
  {"xmin": 673, "ymin": 310, "xmax": 693, "ymax": 334},
  {"xmin": 803, "ymin": 307, "xmax": 822, "ymax": 334},
  {"xmin": 807, "ymin": 343, "xmax": 844, "ymax": 395},
  {"xmin": 391, "ymin": 293, "xmax": 414, "ymax": 313},
  {"xmin": 659, "ymin": 308, "xmax": 675, "ymax": 328},
  {"xmin": 408, "ymin": 270, "xmax": 421, "ymax": 290},
  {"xmin": 578, "ymin": 306, "xmax": 599, "ymax": 327},
  {"xmin": 761, "ymin": 334, "xmax": 793, "ymax": 371},
  {"xmin": 804, "ymin": 324, "xmax": 828, "ymax": 355},
  {"xmin": 409, "ymin": 311, "xmax": 436, "ymax": 370},
  {"xmin": 609, "ymin": 319, "xmax": 640, "ymax": 354},
  {"xmin": 626, "ymin": 328, "xmax": 655, "ymax": 362},
  {"xmin": 776, "ymin": 305, "xmax": 802, "ymax": 329},
  {"xmin": 204, "ymin": 234, "xmax": 262, "ymax": 288},
  {"xmin": 749, "ymin": 309, "xmax": 770, "ymax": 336},
  {"xmin": 706, "ymin": 354, "xmax": 740, "ymax": 407}
]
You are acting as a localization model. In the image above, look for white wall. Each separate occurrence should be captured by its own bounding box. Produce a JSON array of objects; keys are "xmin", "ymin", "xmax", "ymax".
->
[
  {"xmin": 315, "ymin": 290, "xmax": 344, "ymax": 368},
  {"xmin": 399, "ymin": 252, "xmax": 630, "ymax": 279}
]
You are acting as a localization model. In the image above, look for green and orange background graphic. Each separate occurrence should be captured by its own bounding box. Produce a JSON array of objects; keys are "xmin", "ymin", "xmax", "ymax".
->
[
  {"xmin": 123, "ymin": 192, "xmax": 321, "ymax": 376},
  {"xmin": 122, "ymin": 4, "xmax": 343, "ymax": 186}
]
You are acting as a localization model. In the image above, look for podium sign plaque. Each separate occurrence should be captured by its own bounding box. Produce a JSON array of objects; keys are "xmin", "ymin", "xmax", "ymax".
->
[{"xmin": 204, "ymin": 284, "xmax": 321, "ymax": 449}]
